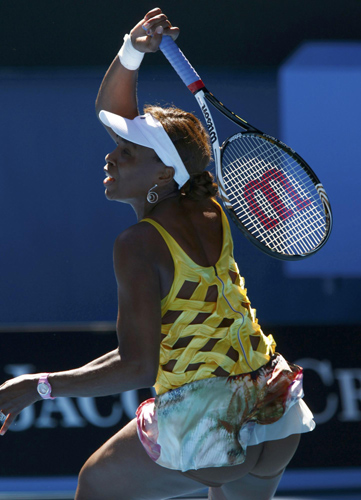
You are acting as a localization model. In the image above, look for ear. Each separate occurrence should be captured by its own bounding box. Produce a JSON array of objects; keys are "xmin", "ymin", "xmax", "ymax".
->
[{"xmin": 156, "ymin": 166, "xmax": 175, "ymax": 187}]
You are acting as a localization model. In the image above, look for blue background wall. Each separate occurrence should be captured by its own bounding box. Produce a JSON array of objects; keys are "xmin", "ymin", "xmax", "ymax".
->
[
  {"xmin": 1, "ymin": 62, "xmax": 360, "ymax": 326},
  {"xmin": 1, "ymin": 0, "xmax": 361, "ymax": 484},
  {"xmin": 1, "ymin": 0, "xmax": 361, "ymax": 327},
  {"xmin": 0, "ymin": 67, "xmax": 282, "ymax": 324}
]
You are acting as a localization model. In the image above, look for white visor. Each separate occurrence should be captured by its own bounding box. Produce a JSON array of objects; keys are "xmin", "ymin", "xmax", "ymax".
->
[{"xmin": 99, "ymin": 110, "xmax": 190, "ymax": 188}]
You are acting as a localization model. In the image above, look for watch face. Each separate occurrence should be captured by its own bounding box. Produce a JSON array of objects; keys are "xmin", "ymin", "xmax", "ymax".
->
[{"xmin": 38, "ymin": 382, "xmax": 50, "ymax": 395}]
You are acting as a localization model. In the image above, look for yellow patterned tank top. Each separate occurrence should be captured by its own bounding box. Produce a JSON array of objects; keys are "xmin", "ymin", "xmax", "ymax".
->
[{"xmin": 143, "ymin": 204, "xmax": 276, "ymax": 395}]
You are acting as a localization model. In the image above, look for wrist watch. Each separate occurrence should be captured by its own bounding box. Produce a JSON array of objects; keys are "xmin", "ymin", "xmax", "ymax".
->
[{"xmin": 37, "ymin": 373, "xmax": 56, "ymax": 400}]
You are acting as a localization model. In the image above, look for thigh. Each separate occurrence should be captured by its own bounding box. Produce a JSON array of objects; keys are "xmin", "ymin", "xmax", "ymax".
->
[
  {"xmin": 182, "ymin": 433, "xmax": 299, "ymax": 487},
  {"xmin": 75, "ymin": 418, "xmax": 204, "ymax": 500},
  {"xmin": 251, "ymin": 433, "xmax": 301, "ymax": 477},
  {"xmin": 213, "ymin": 470, "xmax": 284, "ymax": 500},
  {"xmin": 208, "ymin": 434, "xmax": 300, "ymax": 500},
  {"xmin": 182, "ymin": 441, "xmax": 264, "ymax": 487}
]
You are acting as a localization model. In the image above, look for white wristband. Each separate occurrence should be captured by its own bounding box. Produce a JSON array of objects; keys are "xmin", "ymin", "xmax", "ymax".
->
[{"xmin": 118, "ymin": 33, "xmax": 145, "ymax": 70}]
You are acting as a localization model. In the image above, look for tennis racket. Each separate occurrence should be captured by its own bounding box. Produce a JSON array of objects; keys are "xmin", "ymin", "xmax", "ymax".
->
[{"xmin": 159, "ymin": 36, "xmax": 332, "ymax": 261}]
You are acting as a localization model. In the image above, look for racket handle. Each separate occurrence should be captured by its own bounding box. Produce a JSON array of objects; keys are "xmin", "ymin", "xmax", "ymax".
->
[{"xmin": 160, "ymin": 36, "xmax": 204, "ymax": 91}]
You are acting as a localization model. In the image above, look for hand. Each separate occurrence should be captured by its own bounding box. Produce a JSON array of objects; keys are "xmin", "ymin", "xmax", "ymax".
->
[
  {"xmin": 130, "ymin": 7, "xmax": 180, "ymax": 53},
  {"xmin": 0, "ymin": 374, "xmax": 41, "ymax": 436}
]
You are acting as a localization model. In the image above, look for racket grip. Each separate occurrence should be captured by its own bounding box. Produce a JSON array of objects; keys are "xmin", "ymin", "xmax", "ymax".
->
[{"xmin": 160, "ymin": 36, "xmax": 203, "ymax": 90}]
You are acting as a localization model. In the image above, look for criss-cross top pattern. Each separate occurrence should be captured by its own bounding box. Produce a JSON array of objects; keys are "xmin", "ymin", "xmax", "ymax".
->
[{"xmin": 143, "ymin": 203, "xmax": 276, "ymax": 395}]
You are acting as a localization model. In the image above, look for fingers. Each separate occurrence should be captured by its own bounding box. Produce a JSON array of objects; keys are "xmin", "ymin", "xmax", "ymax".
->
[
  {"xmin": 0, "ymin": 410, "xmax": 7, "ymax": 430},
  {"xmin": 0, "ymin": 412, "xmax": 8, "ymax": 436},
  {"xmin": 142, "ymin": 13, "xmax": 170, "ymax": 36},
  {"xmin": 130, "ymin": 8, "xmax": 180, "ymax": 53},
  {"xmin": 165, "ymin": 26, "xmax": 180, "ymax": 42},
  {"xmin": 142, "ymin": 12, "xmax": 179, "ymax": 40},
  {"xmin": 0, "ymin": 386, "xmax": 10, "ymax": 434},
  {"xmin": 0, "ymin": 375, "xmax": 40, "ymax": 436},
  {"xmin": 143, "ymin": 7, "xmax": 163, "ymax": 21},
  {"xmin": 0, "ymin": 411, "xmax": 17, "ymax": 436}
]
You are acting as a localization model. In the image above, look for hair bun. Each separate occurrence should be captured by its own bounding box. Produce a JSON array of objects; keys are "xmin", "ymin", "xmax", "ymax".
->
[{"xmin": 182, "ymin": 171, "xmax": 218, "ymax": 201}]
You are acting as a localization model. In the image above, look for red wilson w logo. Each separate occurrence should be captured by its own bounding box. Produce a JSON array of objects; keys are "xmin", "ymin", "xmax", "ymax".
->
[{"xmin": 244, "ymin": 168, "xmax": 311, "ymax": 231}]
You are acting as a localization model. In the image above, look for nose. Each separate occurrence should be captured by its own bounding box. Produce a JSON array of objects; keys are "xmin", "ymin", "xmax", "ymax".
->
[
  {"xmin": 105, "ymin": 153, "xmax": 113, "ymax": 165},
  {"xmin": 105, "ymin": 147, "xmax": 117, "ymax": 165}
]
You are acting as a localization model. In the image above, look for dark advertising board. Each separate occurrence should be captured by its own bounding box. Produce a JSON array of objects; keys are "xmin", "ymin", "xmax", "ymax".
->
[{"xmin": 0, "ymin": 323, "xmax": 360, "ymax": 476}]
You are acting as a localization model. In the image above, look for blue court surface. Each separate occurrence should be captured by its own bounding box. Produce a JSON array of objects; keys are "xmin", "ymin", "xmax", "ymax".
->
[{"xmin": 0, "ymin": 469, "xmax": 360, "ymax": 499}]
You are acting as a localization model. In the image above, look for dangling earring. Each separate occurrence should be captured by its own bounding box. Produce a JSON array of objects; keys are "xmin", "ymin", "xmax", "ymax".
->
[{"xmin": 147, "ymin": 184, "xmax": 158, "ymax": 203}]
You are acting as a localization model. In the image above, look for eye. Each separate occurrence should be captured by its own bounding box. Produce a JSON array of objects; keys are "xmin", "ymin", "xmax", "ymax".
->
[{"xmin": 122, "ymin": 148, "xmax": 131, "ymax": 156}]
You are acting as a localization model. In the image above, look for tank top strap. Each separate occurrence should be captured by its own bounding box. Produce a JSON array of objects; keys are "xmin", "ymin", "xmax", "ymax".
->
[
  {"xmin": 141, "ymin": 201, "xmax": 234, "ymax": 271},
  {"xmin": 140, "ymin": 217, "xmax": 188, "ymax": 265}
]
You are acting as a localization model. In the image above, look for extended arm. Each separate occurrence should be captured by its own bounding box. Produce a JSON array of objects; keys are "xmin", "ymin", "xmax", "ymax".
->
[
  {"xmin": 0, "ymin": 7, "xmax": 178, "ymax": 438},
  {"xmin": 51, "ymin": 224, "xmax": 164, "ymax": 397},
  {"xmin": 0, "ymin": 224, "xmax": 163, "ymax": 435}
]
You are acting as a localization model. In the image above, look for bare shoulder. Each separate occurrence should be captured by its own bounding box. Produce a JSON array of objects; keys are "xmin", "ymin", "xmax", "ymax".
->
[
  {"xmin": 113, "ymin": 221, "xmax": 170, "ymax": 275},
  {"xmin": 114, "ymin": 222, "xmax": 155, "ymax": 251}
]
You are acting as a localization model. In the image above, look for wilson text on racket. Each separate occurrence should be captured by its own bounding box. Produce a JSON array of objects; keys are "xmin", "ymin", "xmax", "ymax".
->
[{"xmin": 201, "ymin": 103, "xmax": 217, "ymax": 144}]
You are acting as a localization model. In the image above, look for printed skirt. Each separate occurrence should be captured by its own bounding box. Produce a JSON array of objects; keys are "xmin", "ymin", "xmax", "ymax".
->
[{"xmin": 136, "ymin": 354, "xmax": 315, "ymax": 472}]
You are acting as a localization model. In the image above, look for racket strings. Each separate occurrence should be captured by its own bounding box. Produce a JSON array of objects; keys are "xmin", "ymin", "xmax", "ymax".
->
[
  {"xmin": 228, "ymin": 144, "xmax": 324, "ymax": 247},
  {"xmin": 222, "ymin": 135, "xmax": 327, "ymax": 256},
  {"xmin": 230, "ymin": 180, "xmax": 323, "ymax": 256},
  {"xmin": 227, "ymin": 166, "xmax": 325, "ymax": 254},
  {"xmin": 226, "ymin": 161, "xmax": 325, "ymax": 255},
  {"xmin": 231, "ymin": 152, "xmax": 317, "ymax": 216},
  {"xmin": 226, "ymin": 140, "xmax": 317, "ymax": 209}
]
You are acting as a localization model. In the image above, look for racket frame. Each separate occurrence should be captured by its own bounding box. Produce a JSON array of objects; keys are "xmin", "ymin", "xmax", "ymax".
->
[
  {"xmin": 159, "ymin": 36, "xmax": 332, "ymax": 260},
  {"xmin": 220, "ymin": 131, "xmax": 332, "ymax": 259}
]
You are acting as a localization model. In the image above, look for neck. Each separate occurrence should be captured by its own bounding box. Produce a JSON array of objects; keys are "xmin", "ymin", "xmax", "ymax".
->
[{"xmin": 133, "ymin": 185, "xmax": 181, "ymax": 221}]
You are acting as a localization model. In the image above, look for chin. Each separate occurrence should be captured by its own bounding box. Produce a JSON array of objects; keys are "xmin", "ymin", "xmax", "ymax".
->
[
  {"xmin": 104, "ymin": 189, "xmax": 117, "ymax": 201},
  {"xmin": 105, "ymin": 189, "xmax": 117, "ymax": 201},
  {"xmin": 105, "ymin": 189, "xmax": 129, "ymax": 204}
]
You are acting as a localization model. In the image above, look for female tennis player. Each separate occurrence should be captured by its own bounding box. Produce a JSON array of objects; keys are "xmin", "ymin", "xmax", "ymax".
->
[{"xmin": 0, "ymin": 8, "xmax": 315, "ymax": 500}]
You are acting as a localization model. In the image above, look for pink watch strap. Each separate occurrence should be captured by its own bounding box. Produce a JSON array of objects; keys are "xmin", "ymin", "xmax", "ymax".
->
[{"xmin": 38, "ymin": 373, "xmax": 56, "ymax": 400}]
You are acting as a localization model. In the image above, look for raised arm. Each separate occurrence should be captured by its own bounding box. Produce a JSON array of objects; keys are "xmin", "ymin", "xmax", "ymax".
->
[{"xmin": 95, "ymin": 7, "xmax": 179, "ymax": 139}]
